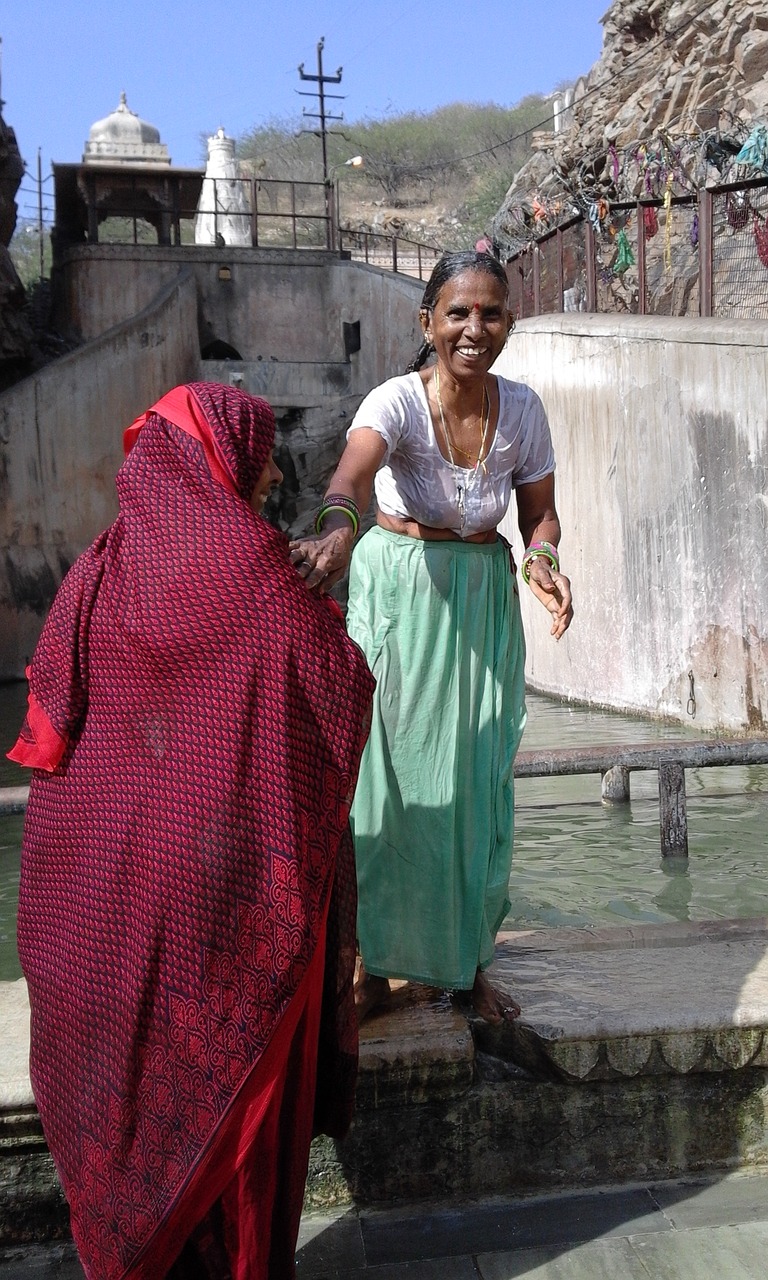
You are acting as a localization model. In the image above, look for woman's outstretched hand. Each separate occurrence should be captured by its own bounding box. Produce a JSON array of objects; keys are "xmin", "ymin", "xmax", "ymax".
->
[
  {"xmin": 288, "ymin": 525, "xmax": 355, "ymax": 594},
  {"xmin": 526, "ymin": 561, "xmax": 573, "ymax": 640}
]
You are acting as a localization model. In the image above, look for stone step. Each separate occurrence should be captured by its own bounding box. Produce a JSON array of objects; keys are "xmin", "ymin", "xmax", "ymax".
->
[
  {"xmin": 311, "ymin": 917, "xmax": 768, "ymax": 1207},
  {"xmin": 4, "ymin": 919, "xmax": 768, "ymax": 1241}
]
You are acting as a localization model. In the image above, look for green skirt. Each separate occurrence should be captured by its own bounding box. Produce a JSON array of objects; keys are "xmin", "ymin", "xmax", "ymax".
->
[{"xmin": 347, "ymin": 527, "xmax": 526, "ymax": 989}]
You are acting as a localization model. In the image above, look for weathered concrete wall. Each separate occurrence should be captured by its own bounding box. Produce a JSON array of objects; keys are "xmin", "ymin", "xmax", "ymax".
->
[
  {"xmin": 0, "ymin": 272, "xmax": 200, "ymax": 678},
  {"xmin": 496, "ymin": 314, "xmax": 768, "ymax": 732},
  {"xmin": 2, "ymin": 253, "xmax": 424, "ymax": 679},
  {"xmin": 55, "ymin": 245, "xmax": 424, "ymax": 394}
]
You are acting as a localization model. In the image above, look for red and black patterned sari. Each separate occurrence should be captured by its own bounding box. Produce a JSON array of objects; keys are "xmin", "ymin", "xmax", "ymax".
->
[{"xmin": 9, "ymin": 383, "xmax": 374, "ymax": 1279}]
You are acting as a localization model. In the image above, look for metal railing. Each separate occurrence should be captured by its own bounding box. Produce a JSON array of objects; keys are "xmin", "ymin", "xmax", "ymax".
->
[
  {"xmin": 514, "ymin": 738, "xmax": 768, "ymax": 857},
  {"xmin": 4, "ymin": 740, "xmax": 767, "ymax": 858},
  {"xmin": 77, "ymin": 176, "xmax": 334, "ymax": 251},
  {"xmin": 337, "ymin": 225, "xmax": 442, "ymax": 281},
  {"xmin": 506, "ymin": 176, "xmax": 768, "ymax": 320},
  {"xmin": 61, "ymin": 172, "xmax": 444, "ymax": 278}
]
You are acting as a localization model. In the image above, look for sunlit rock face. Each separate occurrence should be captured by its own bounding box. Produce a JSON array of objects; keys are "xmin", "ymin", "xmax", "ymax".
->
[
  {"xmin": 495, "ymin": 0, "xmax": 768, "ymax": 236},
  {"xmin": 0, "ymin": 112, "xmax": 33, "ymax": 376}
]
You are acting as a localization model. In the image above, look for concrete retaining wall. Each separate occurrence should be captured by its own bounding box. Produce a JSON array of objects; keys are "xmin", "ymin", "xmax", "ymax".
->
[
  {"xmin": 1, "ymin": 253, "xmax": 425, "ymax": 680},
  {"xmin": 496, "ymin": 314, "xmax": 768, "ymax": 733},
  {"xmin": 55, "ymin": 246, "xmax": 424, "ymax": 395},
  {"xmin": 0, "ymin": 272, "xmax": 200, "ymax": 678}
]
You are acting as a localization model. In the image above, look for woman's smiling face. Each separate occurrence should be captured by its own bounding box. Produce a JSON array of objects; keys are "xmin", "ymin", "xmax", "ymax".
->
[
  {"xmin": 249, "ymin": 451, "xmax": 283, "ymax": 513},
  {"xmin": 422, "ymin": 269, "xmax": 512, "ymax": 380}
]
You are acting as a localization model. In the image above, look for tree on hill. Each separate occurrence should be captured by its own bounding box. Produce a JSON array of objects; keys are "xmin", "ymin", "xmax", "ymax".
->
[{"xmin": 237, "ymin": 96, "xmax": 549, "ymax": 240}]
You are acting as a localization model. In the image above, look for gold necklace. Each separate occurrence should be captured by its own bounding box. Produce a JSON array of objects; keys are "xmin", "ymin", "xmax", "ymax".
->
[{"xmin": 433, "ymin": 367, "xmax": 490, "ymax": 474}]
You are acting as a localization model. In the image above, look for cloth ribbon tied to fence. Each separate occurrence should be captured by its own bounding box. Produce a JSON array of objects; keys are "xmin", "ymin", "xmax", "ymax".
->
[
  {"xmin": 726, "ymin": 191, "xmax": 751, "ymax": 230},
  {"xmin": 663, "ymin": 179, "xmax": 673, "ymax": 272},
  {"xmin": 532, "ymin": 197, "xmax": 550, "ymax": 225},
  {"xmin": 753, "ymin": 213, "xmax": 768, "ymax": 270},
  {"xmin": 613, "ymin": 228, "xmax": 635, "ymax": 276},
  {"xmin": 589, "ymin": 198, "xmax": 610, "ymax": 231},
  {"xmin": 643, "ymin": 206, "xmax": 659, "ymax": 240},
  {"xmin": 735, "ymin": 126, "xmax": 768, "ymax": 175}
]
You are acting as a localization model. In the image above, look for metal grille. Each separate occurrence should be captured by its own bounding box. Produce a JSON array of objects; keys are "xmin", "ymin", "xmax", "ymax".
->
[
  {"xmin": 503, "ymin": 178, "xmax": 768, "ymax": 319},
  {"xmin": 594, "ymin": 214, "xmax": 640, "ymax": 315},
  {"xmin": 537, "ymin": 237, "xmax": 560, "ymax": 313},
  {"xmin": 644, "ymin": 199, "xmax": 699, "ymax": 316},
  {"xmin": 712, "ymin": 184, "xmax": 768, "ymax": 318},
  {"xmin": 561, "ymin": 222, "xmax": 588, "ymax": 312},
  {"xmin": 507, "ymin": 251, "xmax": 534, "ymax": 320}
]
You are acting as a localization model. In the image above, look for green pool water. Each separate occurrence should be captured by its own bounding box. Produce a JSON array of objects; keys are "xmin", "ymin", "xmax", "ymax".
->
[{"xmin": 1, "ymin": 683, "xmax": 767, "ymax": 981}]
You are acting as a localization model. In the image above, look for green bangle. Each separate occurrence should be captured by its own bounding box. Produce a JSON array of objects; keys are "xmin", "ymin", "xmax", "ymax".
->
[
  {"xmin": 521, "ymin": 547, "xmax": 559, "ymax": 584},
  {"xmin": 315, "ymin": 504, "xmax": 359, "ymax": 537}
]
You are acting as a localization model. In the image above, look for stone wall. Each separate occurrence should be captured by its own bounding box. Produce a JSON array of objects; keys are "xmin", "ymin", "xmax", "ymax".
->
[
  {"xmin": 1, "ymin": 253, "xmax": 425, "ymax": 678},
  {"xmin": 54, "ymin": 245, "xmax": 424, "ymax": 396},
  {"xmin": 0, "ymin": 272, "xmax": 200, "ymax": 678},
  {"xmin": 496, "ymin": 313, "xmax": 768, "ymax": 733}
]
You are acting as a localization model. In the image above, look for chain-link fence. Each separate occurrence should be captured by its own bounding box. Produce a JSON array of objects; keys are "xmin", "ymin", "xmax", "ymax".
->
[
  {"xmin": 505, "ymin": 178, "xmax": 768, "ymax": 320},
  {"xmin": 712, "ymin": 182, "xmax": 768, "ymax": 317}
]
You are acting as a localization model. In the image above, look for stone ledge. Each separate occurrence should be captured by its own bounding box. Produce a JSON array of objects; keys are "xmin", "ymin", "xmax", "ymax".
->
[
  {"xmin": 5, "ymin": 919, "xmax": 768, "ymax": 1107},
  {"xmin": 0, "ymin": 787, "xmax": 28, "ymax": 816},
  {"xmin": 478, "ymin": 917, "xmax": 768, "ymax": 1082},
  {"xmin": 357, "ymin": 984, "xmax": 474, "ymax": 1108},
  {"xmin": 1, "ymin": 980, "xmax": 33, "ymax": 1110},
  {"xmin": 6, "ymin": 920, "xmax": 768, "ymax": 1237}
]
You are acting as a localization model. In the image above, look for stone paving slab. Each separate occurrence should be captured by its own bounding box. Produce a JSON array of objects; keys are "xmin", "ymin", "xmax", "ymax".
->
[
  {"xmin": 357, "ymin": 1188, "xmax": 670, "ymax": 1267},
  {"xmin": 8, "ymin": 1173, "xmax": 768, "ymax": 1277},
  {"xmin": 477, "ymin": 1236, "xmax": 653, "ymax": 1280},
  {"xmin": 293, "ymin": 1172, "xmax": 768, "ymax": 1278},
  {"xmin": 625, "ymin": 1221, "xmax": 768, "ymax": 1280},
  {"xmin": 650, "ymin": 1172, "xmax": 768, "ymax": 1228}
]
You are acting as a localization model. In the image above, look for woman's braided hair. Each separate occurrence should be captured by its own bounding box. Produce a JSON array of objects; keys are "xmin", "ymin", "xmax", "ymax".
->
[{"xmin": 404, "ymin": 250, "xmax": 511, "ymax": 374}]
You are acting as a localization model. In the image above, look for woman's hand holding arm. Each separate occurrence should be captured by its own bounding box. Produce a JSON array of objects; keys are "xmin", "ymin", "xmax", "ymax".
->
[
  {"xmin": 515, "ymin": 474, "xmax": 573, "ymax": 640},
  {"xmin": 288, "ymin": 428, "xmax": 387, "ymax": 593}
]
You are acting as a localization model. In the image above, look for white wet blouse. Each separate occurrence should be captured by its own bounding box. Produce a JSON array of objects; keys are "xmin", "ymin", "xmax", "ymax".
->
[{"xmin": 347, "ymin": 372, "xmax": 555, "ymax": 538}]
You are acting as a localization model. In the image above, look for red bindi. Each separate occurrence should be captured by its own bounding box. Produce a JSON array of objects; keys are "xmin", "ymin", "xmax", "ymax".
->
[{"xmin": 472, "ymin": 301, "xmax": 482, "ymax": 311}]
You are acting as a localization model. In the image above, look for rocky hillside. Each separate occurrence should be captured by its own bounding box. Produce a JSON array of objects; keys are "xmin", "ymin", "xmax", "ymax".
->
[
  {"xmin": 0, "ymin": 112, "xmax": 33, "ymax": 386},
  {"xmin": 493, "ymin": 0, "xmax": 768, "ymax": 252}
]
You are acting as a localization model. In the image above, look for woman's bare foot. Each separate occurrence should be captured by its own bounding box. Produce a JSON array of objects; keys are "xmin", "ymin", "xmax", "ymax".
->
[
  {"xmin": 354, "ymin": 967, "xmax": 391, "ymax": 1023},
  {"xmin": 471, "ymin": 968, "xmax": 521, "ymax": 1025}
]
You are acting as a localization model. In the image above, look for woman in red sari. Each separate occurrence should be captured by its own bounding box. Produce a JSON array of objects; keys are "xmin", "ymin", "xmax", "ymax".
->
[{"xmin": 8, "ymin": 383, "xmax": 374, "ymax": 1280}]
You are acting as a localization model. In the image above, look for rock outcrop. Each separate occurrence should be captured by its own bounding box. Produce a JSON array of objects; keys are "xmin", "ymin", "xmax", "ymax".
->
[
  {"xmin": 494, "ymin": 0, "xmax": 768, "ymax": 250},
  {"xmin": 0, "ymin": 113, "xmax": 34, "ymax": 383}
]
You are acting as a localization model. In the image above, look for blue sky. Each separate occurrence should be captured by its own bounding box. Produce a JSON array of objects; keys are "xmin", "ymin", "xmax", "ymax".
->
[{"xmin": 3, "ymin": 0, "xmax": 607, "ymax": 197}]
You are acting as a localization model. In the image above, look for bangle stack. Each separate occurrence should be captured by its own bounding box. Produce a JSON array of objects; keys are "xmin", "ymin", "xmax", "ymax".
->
[
  {"xmin": 315, "ymin": 493, "xmax": 360, "ymax": 537},
  {"xmin": 521, "ymin": 540, "xmax": 560, "ymax": 584}
]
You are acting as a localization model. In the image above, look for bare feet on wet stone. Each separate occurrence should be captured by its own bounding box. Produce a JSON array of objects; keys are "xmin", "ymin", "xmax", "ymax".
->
[
  {"xmin": 471, "ymin": 968, "xmax": 521, "ymax": 1025},
  {"xmin": 354, "ymin": 967, "xmax": 392, "ymax": 1023}
]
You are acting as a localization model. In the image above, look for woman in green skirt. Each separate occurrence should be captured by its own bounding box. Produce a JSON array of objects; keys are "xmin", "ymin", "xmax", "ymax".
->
[{"xmin": 289, "ymin": 250, "xmax": 573, "ymax": 1023}]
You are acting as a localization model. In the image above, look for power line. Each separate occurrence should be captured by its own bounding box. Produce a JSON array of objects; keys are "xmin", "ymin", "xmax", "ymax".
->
[{"xmin": 382, "ymin": 0, "xmax": 726, "ymax": 182}]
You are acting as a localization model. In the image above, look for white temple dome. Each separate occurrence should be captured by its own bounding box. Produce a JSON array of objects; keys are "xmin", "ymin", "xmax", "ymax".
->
[{"xmin": 83, "ymin": 92, "xmax": 171, "ymax": 166}]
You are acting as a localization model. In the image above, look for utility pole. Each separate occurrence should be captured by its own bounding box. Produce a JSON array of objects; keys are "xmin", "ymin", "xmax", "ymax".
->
[
  {"xmin": 297, "ymin": 37, "xmax": 345, "ymax": 185},
  {"xmin": 37, "ymin": 149, "xmax": 44, "ymax": 280}
]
